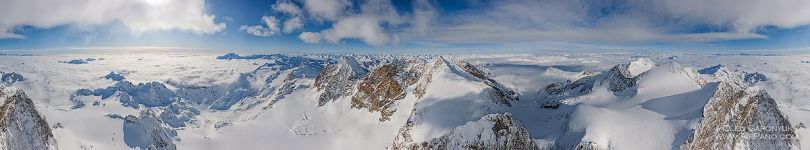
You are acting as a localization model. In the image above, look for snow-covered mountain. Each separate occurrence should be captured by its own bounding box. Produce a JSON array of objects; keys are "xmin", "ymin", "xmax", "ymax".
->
[
  {"xmin": 0, "ymin": 52, "xmax": 806, "ymax": 150},
  {"xmin": 681, "ymin": 67, "xmax": 799, "ymax": 149},
  {"xmin": 392, "ymin": 113, "xmax": 538, "ymax": 150},
  {"xmin": 0, "ymin": 86, "xmax": 57, "ymax": 150}
]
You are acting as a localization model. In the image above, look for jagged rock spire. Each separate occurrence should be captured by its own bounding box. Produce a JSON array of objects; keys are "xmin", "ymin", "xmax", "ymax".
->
[
  {"xmin": 681, "ymin": 66, "xmax": 800, "ymax": 150},
  {"xmin": 0, "ymin": 86, "xmax": 58, "ymax": 150}
]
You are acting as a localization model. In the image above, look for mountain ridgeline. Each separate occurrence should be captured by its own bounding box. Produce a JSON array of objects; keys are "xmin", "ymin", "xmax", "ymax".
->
[
  {"xmin": 220, "ymin": 53, "xmax": 800, "ymax": 149},
  {"xmin": 0, "ymin": 86, "xmax": 57, "ymax": 150},
  {"xmin": 59, "ymin": 53, "xmax": 801, "ymax": 150}
]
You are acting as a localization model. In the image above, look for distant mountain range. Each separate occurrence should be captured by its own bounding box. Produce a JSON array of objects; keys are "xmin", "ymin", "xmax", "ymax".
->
[{"xmin": 0, "ymin": 53, "xmax": 802, "ymax": 150}]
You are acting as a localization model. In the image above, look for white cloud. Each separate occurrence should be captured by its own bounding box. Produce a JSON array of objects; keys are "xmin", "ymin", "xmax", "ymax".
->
[
  {"xmin": 296, "ymin": 0, "xmax": 404, "ymax": 46},
  {"xmin": 239, "ymin": 16, "xmax": 281, "ymax": 37},
  {"xmin": 639, "ymin": 0, "xmax": 810, "ymax": 32},
  {"xmin": 283, "ymin": 16, "xmax": 304, "ymax": 33},
  {"xmin": 242, "ymin": 0, "xmax": 303, "ymax": 36},
  {"xmin": 272, "ymin": 0, "xmax": 302, "ymax": 16},
  {"xmin": 0, "ymin": 0, "xmax": 225, "ymax": 39},
  {"xmin": 243, "ymin": 0, "xmax": 403, "ymax": 46},
  {"xmin": 301, "ymin": 0, "xmax": 350, "ymax": 21},
  {"xmin": 320, "ymin": 16, "xmax": 391, "ymax": 46},
  {"xmin": 239, "ymin": 25, "xmax": 272, "ymax": 37},
  {"xmin": 410, "ymin": 0, "xmax": 437, "ymax": 36},
  {"xmin": 299, "ymin": 32, "xmax": 322, "ymax": 44}
]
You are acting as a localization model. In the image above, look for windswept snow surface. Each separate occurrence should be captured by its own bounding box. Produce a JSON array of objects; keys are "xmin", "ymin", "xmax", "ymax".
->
[{"xmin": 0, "ymin": 50, "xmax": 808, "ymax": 149}]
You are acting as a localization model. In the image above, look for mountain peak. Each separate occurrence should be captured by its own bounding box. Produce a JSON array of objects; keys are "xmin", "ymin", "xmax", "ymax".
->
[
  {"xmin": 314, "ymin": 56, "xmax": 369, "ymax": 106},
  {"xmin": 682, "ymin": 70, "xmax": 799, "ymax": 149},
  {"xmin": 0, "ymin": 86, "xmax": 58, "ymax": 150},
  {"xmin": 626, "ymin": 58, "xmax": 656, "ymax": 78}
]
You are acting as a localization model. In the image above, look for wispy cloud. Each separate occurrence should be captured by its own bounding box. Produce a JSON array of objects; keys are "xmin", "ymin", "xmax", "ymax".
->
[
  {"xmin": 239, "ymin": 16, "xmax": 281, "ymax": 37},
  {"xmin": 412, "ymin": 0, "xmax": 804, "ymax": 45},
  {"xmin": 241, "ymin": 0, "xmax": 810, "ymax": 48},
  {"xmin": 0, "ymin": 0, "xmax": 226, "ymax": 39}
]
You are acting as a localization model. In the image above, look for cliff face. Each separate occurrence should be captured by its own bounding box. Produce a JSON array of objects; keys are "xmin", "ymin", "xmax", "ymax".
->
[
  {"xmin": 681, "ymin": 68, "xmax": 800, "ymax": 150},
  {"xmin": 455, "ymin": 61, "xmax": 519, "ymax": 106},
  {"xmin": 0, "ymin": 86, "xmax": 57, "ymax": 150},
  {"xmin": 351, "ymin": 61, "xmax": 423, "ymax": 121},
  {"xmin": 314, "ymin": 57, "xmax": 368, "ymax": 106}
]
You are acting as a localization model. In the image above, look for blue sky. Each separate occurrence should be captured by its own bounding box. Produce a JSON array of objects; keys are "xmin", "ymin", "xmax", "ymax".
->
[{"xmin": 1, "ymin": 0, "xmax": 810, "ymax": 52}]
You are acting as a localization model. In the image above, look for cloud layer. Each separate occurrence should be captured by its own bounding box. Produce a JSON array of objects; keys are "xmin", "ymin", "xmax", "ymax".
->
[
  {"xmin": 4, "ymin": 0, "xmax": 809, "ymax": 48},
  {"xmin": 240, "ymin": 0, "xmax": 810, "ymax": 47},
  {"xmin": 0, "ymin": 0, "xmax": 225, "ymax": 39},
  {"xmin": 415, "ymin": 0, "xmax": 810, "ymax": 45}
]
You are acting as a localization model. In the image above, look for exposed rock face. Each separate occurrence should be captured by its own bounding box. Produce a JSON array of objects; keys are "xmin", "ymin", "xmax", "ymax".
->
[
  {"xmin": 455, "ymin": 61, "xmax": 518, "ymax": 106},
  {"xmin": 120, "ymin": 110, "xmax": 177, "ymax": 150},
  {"xmin": 351, "ymin": 63, "xmax": 413, "ymax": 121},
  {"xmin": 392, "ymin": 113, "xmax": 538, "ymax": 150},
  {"xmin": 599, "ymin": 58, "xmax": 657, "ymax": 93},
  {"xmin": 413, "ymin": 59, "xmax": 443, "ymax": 98},
  {"xmin": 314, "ymin": 57, "xmax": 368, "ymax": 106},
  {"xmin": 0, "ymin": 86, "xmax": 57, "ymax": 150},
  {"xmin": 543, "ymin": 72, "xmax": 597, "ymax": 101},
  {"xmin": 600, "ymin": 64, "xmax": 646, "ymax": 93},
  {"xmin": 681, "ymin": 68, "xmax": 800, "ymax": 150}
]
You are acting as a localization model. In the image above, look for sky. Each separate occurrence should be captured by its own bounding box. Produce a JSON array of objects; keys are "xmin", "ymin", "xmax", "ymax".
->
[{"xmin": 1, "ymin": 0, "xmax": 810, "ymax": 52}]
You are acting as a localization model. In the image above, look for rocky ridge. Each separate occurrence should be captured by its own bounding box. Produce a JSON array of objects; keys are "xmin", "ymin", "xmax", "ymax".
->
[
  {"xmin": 0, "ymin": 86, "xmax": 57, "ymax": 150},
  {"xmin": 681, "ymin": 67, "xmax": 800, "ymax": 150},
  {"xmin": 392, "ymin": 113, "xmax": 538, "ymax": 150}
]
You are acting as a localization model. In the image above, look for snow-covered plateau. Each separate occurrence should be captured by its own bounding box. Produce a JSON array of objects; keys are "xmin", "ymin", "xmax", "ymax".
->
[{"xmin": 0, "ymin": 50, "xmax": 809, "ymax": 150}]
